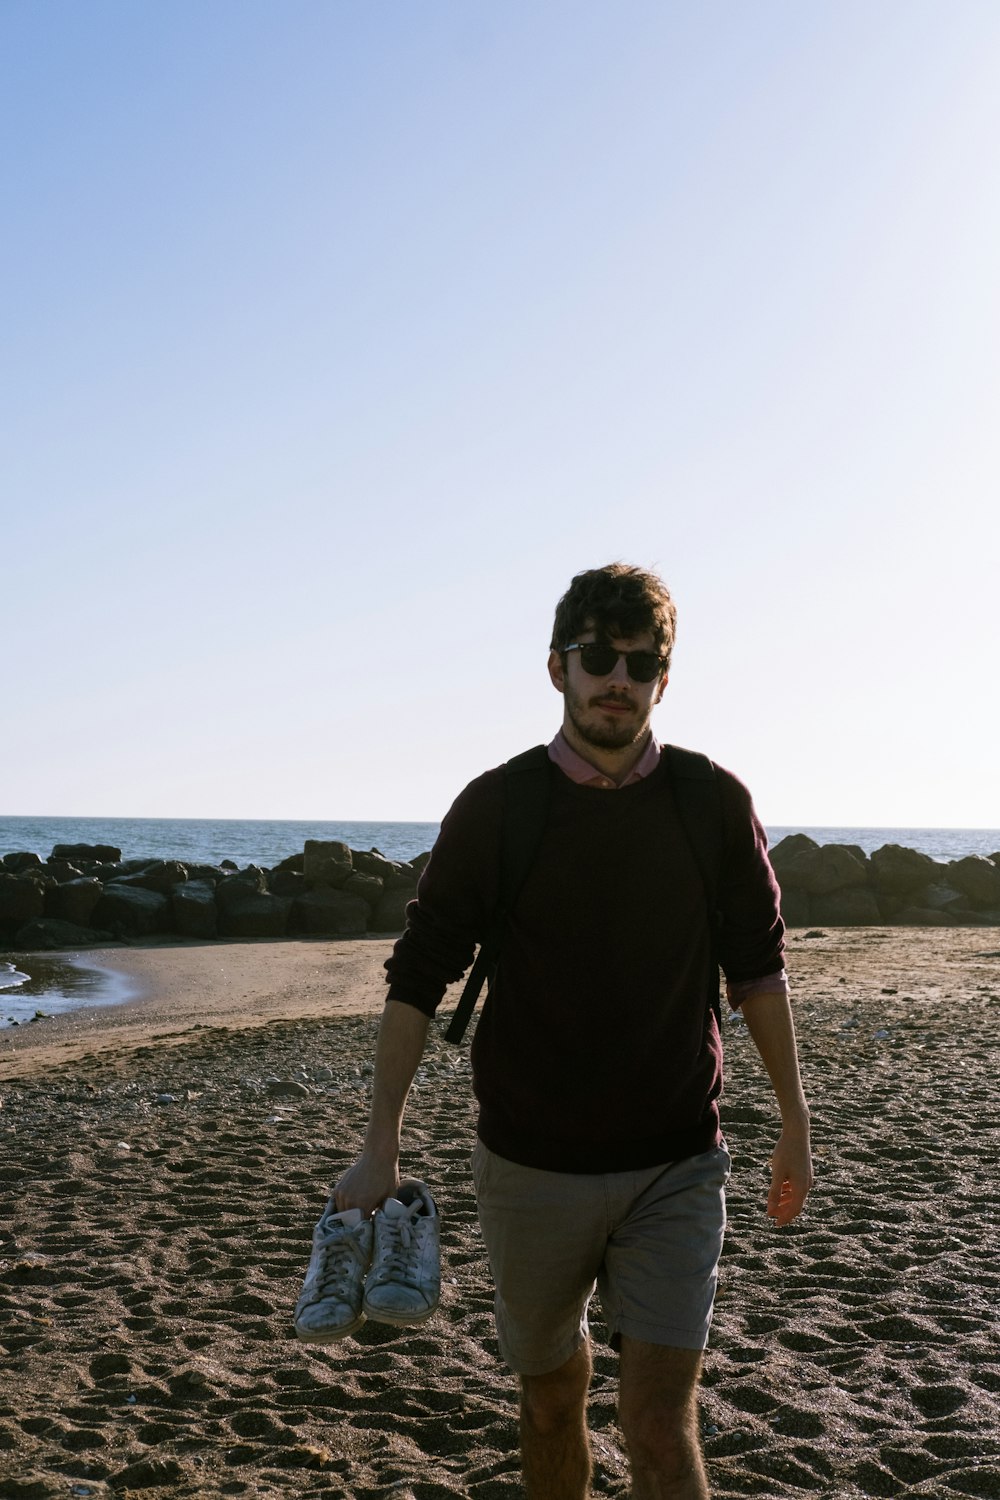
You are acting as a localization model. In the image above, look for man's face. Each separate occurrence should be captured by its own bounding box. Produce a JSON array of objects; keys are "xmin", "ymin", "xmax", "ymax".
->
[{"xmin": 547, "ymin": 623, "xmax": 668, "ymax": 753}]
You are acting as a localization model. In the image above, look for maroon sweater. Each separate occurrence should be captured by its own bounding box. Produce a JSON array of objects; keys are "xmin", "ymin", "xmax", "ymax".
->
[{"xmin": 385, "ymin": 753, "xmax": 784, "ymax": 1173}]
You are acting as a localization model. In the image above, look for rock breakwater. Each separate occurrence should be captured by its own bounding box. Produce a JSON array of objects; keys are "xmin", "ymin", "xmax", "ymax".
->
[{"xmin": 0, "ymin": 840, "xmax": 430, "ymax": 951}]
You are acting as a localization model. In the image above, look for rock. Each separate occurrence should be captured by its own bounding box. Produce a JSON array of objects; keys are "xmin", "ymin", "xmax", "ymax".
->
[
  {"xmin": 351, "ymin": 850, "xmax": 398, "ymax": 881},
  {"xmin": 216, "ymin": 889, "xmax": 291, "ymax": 938},
  {"xmin": 92, "ymin": 884, "xmax": 171, "ymax": 937},
  {"xmin": 810, "ymin": 886, "xmax": 883, "ymax": 925},
  {"xmin": 772, "ymin": 843, "xmax": 869, "ymax": 896},
  {"xmin": 303, "ymin": 840, "xmax": 353, "ymax": 887},
  {"xmin": 220, "ymin": 858, "xmax": 238, "ymax": 870},
  {"xmin": 0, "ymin": 874, "xmax": 46, "ymax": 924},
  {"xmin": 50, "ymin": 877, "xmax": 103, "ymax": 926},
  {"xmin": 409, "ymin": 850, "xmax": 432, "ymax": 876},
  {"xmin": 917, "ymin": 882, "xmax": 967, "ymax": 913},
  {"xmin": 383, "ymin": 863, "xmax": 421, "ymax": 891},
  {"xmin": 108, "ymin": 860, "xmax": 188, "ymax": 894},
  {"xmin": 769, "ymin": 834, "xmax": 821, "ymax": 867},
  {"xmin": 342, "ymin": 871, "xmax": 384, "ymax": 909},
  {"xmin": 892, "ymin": 906, "xmax": 956, "ymax": 926},
  {"xmin": 172, "ymin": 881, "xmax": 218, "ymax": 939},
  {"xmin": 268, "ymin": 869, "xmax": 305, "ymax": 898},
  {"xmin": 292, "ymin": 887, "xmax": 370, "ymax": 935},
  {"xmin": 42, "ymin": 858, "xmax": 84, "ymax": 882},
  {"xmin": 370, "ymin": 887, "xmax": 416, "ymax": 932},
  {"xmin": 1, "ymin": 851, "xmax": 43, "ymax": 873},
  {"xmin": 51, "ymin": 842, "xmax": 121, "ymax": 863},
  {"xmin": 266, "ymin": 1079, "xmax": 310, "ymax": 1099},
  {"xmin": 12, "ymin": 918, "xmax": 112, "ymax": 950},
  {"xmin": 185, "ymin": 863, "xmax": 226, "ymax": 884},
  {"xmin": 216, "ymin": 869, "xmax": 268, "ymax": 906},
  {"xmin": 273, "ymin": 852, "xmax": 305, "ymax": 874},
  {"xmin": 778, "ymin": 888, "xmax": 811, "ymax": 927},
  {"xmin": 869, "ymin": 844, "xmax": 939, "ymax": 895},
  {"xmin": 946, "ymin": 856, "xmax": 1000, "ymax": 907}
]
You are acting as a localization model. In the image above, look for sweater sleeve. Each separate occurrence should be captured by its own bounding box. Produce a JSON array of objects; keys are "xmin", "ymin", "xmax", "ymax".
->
[
  {"xmin": 383, "ymin": 767, "xmax": 505, "ymax": 1017},
  {"xmin": 715, "ymin": 766, "xmax": 786, "ymax": 991}
]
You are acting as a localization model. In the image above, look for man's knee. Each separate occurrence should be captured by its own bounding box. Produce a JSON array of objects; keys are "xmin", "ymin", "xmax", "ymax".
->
[
  {"xmin": 618, "ymin": 1339, "xmax": 703, "ymax": 1462},
  {"xmin": 520, "ymin": 1341, "xmax": 592, "ymax": 1432}
]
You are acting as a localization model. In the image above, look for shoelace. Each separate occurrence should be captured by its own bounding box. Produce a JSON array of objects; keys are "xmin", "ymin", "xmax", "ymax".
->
[
  {"xmin": 372, "ymin": 1202, "xmax": 427, "ymax": 1287},
  {"xmin": 308, "ymin": 1221, "xmax": 370, "ymax": 1304}
]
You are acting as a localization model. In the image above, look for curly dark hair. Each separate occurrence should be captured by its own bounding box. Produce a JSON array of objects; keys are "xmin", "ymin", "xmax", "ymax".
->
[{"xmin": 550, "ymin": 563, "xmax": 677, "ymax": 670}]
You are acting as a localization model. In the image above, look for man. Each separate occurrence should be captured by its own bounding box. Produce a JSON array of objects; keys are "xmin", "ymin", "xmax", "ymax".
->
[{"xmin": 332, "ymin": 562, "xmax": 813, "ymax": 1500}]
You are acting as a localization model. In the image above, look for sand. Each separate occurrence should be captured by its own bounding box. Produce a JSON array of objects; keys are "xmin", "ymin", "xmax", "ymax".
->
[{"xmin": 0, "ymin": 927, "xmax": 998, "ymax": 1499}]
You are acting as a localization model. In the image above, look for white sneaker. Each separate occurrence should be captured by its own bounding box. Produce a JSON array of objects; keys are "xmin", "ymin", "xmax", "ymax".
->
[
  {"xmin": 293, "ymin": 1203, "xmax": 373, "ymax": 1343},
  {"xmin": 362, "ymin": 1180, "xmax": 441, "ymax": 1327}
]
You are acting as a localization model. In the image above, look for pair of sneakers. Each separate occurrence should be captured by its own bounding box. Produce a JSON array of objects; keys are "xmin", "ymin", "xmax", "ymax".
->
[{"xmin": 294, "ymin": 1179, "xmax": 440, "ymax": 1343}]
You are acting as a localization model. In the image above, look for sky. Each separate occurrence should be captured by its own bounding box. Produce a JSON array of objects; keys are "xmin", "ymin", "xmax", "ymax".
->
[{"xmin": 3, "ymin": 1, "xmax": 998, "ymax": 827}]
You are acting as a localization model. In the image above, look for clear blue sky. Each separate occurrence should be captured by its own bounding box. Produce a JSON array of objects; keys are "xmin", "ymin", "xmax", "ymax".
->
[{"xmin": 3, "ymin": 1, "xmax": 998, "ymax": 826}]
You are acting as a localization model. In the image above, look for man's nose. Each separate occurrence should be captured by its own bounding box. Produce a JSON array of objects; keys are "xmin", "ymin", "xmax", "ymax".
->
[{"xmin": 606, "ymin": 654, "xmax": 631, "ymax": 685}]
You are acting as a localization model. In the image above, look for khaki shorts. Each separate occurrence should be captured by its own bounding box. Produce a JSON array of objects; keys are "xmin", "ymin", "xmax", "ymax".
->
[{"xmin": 472, "ymin": 1139, "xmax": 731, "ymax": 1376}]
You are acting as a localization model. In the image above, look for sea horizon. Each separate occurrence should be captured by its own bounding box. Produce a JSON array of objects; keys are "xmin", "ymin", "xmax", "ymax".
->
[{"xmin": 2, "ymin": 813, "xmax": 999, "ymax": 869}]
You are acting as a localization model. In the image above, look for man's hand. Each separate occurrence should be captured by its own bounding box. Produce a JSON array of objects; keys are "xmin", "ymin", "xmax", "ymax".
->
[
  {"xmin": 333, "ymin": 1149, "xmax": 399, "ymax": 1218},
  {"xmin": 766, "ymin": 1124, "xmax": 814, "ymax": 1226}
]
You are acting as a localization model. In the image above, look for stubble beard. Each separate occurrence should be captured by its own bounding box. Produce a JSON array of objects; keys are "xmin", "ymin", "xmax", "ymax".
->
[{"xmin": 565, "ymin": 686, "xmax": 650, "ymax": 752}]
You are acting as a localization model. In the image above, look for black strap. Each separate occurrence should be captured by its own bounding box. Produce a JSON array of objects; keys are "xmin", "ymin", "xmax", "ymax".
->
[
  {"xmin": 443, "ymin": 745, "xmax": 552, "ymax": 1043},
  {"xmin": 664, "ymin": 745, "xmax": 724, "ymax": 1026}
]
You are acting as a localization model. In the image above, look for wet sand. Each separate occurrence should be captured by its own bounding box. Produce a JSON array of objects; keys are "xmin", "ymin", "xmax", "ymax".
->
[{"xmin": 0, "ymin": 928, "xmax": 998, "ymax": 1498}]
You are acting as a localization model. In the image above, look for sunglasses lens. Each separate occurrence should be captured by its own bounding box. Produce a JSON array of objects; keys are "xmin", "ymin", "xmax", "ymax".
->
[
  {"xmin": 579, "ymin": 646, "xmax": 619, "ymax": 676},
  {"xmin": 626, "ymin": 653, "xmax": 662, "ymax": 682}
]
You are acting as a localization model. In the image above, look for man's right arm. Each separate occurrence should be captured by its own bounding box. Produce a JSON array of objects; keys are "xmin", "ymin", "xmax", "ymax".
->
[{"xmin": 332, "ymin": 1000, "xmax": 430, "ymax": 1216}]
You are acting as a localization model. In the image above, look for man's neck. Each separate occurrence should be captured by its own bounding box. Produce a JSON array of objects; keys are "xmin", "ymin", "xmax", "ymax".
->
[{"xmin": 560, "ymin": 721, "xmax": 653, "ymax": 787}]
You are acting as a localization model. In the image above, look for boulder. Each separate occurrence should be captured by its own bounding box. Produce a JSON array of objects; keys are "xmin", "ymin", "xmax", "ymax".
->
[
  {"xmin": 216, "ymin": 870, "xmax": 268, "ymax": 907},
  {"xmin": 292, "ymin": 887, "xmax": 369, "ymax": 935},
  {"xmin": 945, "ymin": 856, "xmax": 1000, "ymax": 908},
  {"xmin": 917, "ymin": 882, "xmax": 967, "ymax": 913},
  {"xmin": 185, "ymin": 864, "xmax": 226, "ymax": 885},
  {"xmin": 809, "ymin": 887, "xmax": 883, "ymax": 925},
  {"xmin": 216, "ymin": 889, "xmax": 291, "ymax": 938},
  {"xmin": 172, "ymin": 881, "xmax": 218, "ymax": 939},
  {"xmin": 869, "ymin": 844, "xmax": 939, "ymax": 895},
  {"xmin": 268, "ymin": 869, "xmax": 305, "ymax": 898},
  {"xmin": 351, "ymin": 850, "xmax": 398, "ymax": 881},
  {"xmin": 50, "ymin": 877, "xmax": 103, "ymax": 926},
  {"xmin": 0, "ymin": 874, "xmax": 46, "ymax": 924},
  {"xmin": 769, "ymin": 834, "xmax": 820, "ymax": 867},
  {"xmin": 303, "ymin": 841, "xmax": 353, "ymax": 887},
  {"xmin": 342, "ymin": 872, "xmax": 384, "ymax": 910},
  {"xmin": 369, "ymin": 887, "xmax": 417, "ymax": 933},
  {"xmin": 772, "ymin": 843, "xmax": 869, "ymax": 896},
  {"xmin": 92, "ymin": 885, "xmax": 171, "ymax": 938},
  {"xmin": 892, "ymin": 906, "xmax": 956, "ymax": 927},
  {"xmin": 51, "ymin": 843, "xmax": 122, "ymax": 863},
  {"xmin": 108, "ymin": 860, "xmax": 188, "ymax": 894},
  {"xmin": 12, "ymin": 918, "xmax": 112, "ymax": 951},
  {"xmin": 2, "ymin": 852, "xmax": 43, "ymax": 874},
  {"xmin": 778, "ymin": 888, "xmax": 811, "ymax": 927},
  {"xmin": 409, "ymin": 850, "xmax": 432, "ymax": 877},
  {"xmin": 44, "ymin": 858, "xmax": 84, "ymax": 883},
  {"xmin": 273, "ymin": 852, "xmax": 305, "ymax": 874},
  {"xmin": 382, "ymin": 863, "xmax": 420, "ymax": 891}
]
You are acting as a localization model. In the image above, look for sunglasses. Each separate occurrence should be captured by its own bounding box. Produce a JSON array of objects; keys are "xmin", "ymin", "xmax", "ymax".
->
[{"xmin": 563, "ymin": 643, "xmax": 665, "ymax": 683}]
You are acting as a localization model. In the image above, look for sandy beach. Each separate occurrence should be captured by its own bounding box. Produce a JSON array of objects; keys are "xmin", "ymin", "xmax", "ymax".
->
[{"xmin": 1, "ymin": 927, "xmax": 998, "ymax": 1499}]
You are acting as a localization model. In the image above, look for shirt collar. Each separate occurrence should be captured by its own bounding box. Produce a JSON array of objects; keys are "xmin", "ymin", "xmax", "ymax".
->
[{"xmin": 547, "ymin": 729, "xmax": 661, "ymax": 788}]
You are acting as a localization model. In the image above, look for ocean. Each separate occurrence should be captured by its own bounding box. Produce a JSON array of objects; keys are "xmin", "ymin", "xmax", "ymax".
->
[{"xmin": 2, "ymin": 815, "xmax": 998, "ymax": 1027}]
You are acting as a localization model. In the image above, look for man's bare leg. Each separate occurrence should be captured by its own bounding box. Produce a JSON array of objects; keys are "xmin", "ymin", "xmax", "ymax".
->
[
  {"xmin": 618, "ymin": 1339, "xmax": 709, "ymax": 1500},
  {"xmin": 519, "ymin": 1340, "xmax": 593, "ymax": 1500}
]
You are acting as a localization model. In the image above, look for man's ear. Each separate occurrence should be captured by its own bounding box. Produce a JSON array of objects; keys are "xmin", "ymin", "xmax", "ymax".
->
[
  {"xmin": 654, "ymin": 672, "xmax": 669, "ymax": 705},
  {"xmin": 547, "ymin": 649, "xmax": 566, "ymax": 693}
]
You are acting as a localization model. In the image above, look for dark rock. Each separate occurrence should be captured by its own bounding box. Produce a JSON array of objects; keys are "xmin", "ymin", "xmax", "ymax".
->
[
  {"xmin": 12, "ymin": 918, "xmax": 113, "ymax": 950},
  {"xmin": 946, "ymin": 856, "xmax": 1000, "ymax": 907},
  {"xmin": 268, "ymin": 869, "xmax": 305, "ymax": 898},
  {"xmin": 869, "ymin": 844, "xmax": 939, "ymax": 895},
  {"xmin": 773, "ymin": 843, "xmax": 869, "ymax": 896},
  {"xmin": 216, "ymin": 889, "xmax": 291, "ymax": 938},
  {"xmin": 266, "ymin": 1079, "xmax": 310, "ymax": 1099},
  {"xmin": 810, "ymin": 887, "xmax": 883, "ymax": 925},
  {"xmin": 342, "ymin": 872, "xmax": 384, "ymax": 910},
  {"xmin": 88, "ymin": 861, "xmax": 126, "ymax": 882},
  {"xmin": 370, "ymin": 887, "xmax": 417, "ymax": 932},
  {"xmin": 52, "ymin": 842, "xmax": 121, "ymax": 863},
  {"xmin": 917, "ymin": 882, "xmax": 967, "ymax": 913},
  {"xmin": 382, "ymin": 864, "xmax": 420, "ymax": 891},
  {"xmin": 769, "ymin": 834, "xmax": 821, "ymax": 866},
  {"xmin": 220, "ymin": 859, "xmax": 238, "ymax": 871},
  {"xmin": 292, "ymin": 887, "xmax": 369, "ymax": 935},
  {"xmin": 185, "ymin": 863, "xmax": 226, "ymax": 884},
  {"xmin": 351, "ymin": 850, "xmax": 398, "ymax": 881},
  {"xmin": 216, "ymin": 870, "xmax": 267, "ymax": 908},
  {"xmin": 1, "ymin": 851, "xmax": 43, "ymax": 873},
  {"xmin": 92, "ymin": 885, "xmax": 171, "ymax": 938},
  {"xmin": 51, "ymin": 877, "xmax": 103, "ymax": 926},
  {"xmin": 107, "ymin": 860, "xmax": 188, "ymax": 894},
  {"xmin": 172, "ymin": 881, "xmax": 218, "ymax": 939},
  {"xmin": 43, "ymin": 858, "xmax": 84, "ymax": 883},
  {"xmin": 892, "ymin": 906, "xmax": 956, "ymax": 926},
  {"xmin": 409, "ymin": 850, "xmax": 432, "ymax": 876},
  {"xmin": 778, "ymin": 888, "xmax": 811, "ymax": 927},
  {"xmin": 0, "ymin": 874, "xmax": 46, "ymax": 924},
  {"xmin": 273, "ymin": 852, "xmax": 305, "ymax": 874},
  {"xmin": 303, "ymin": 840, "xmax": 353, "ymax": 887}
]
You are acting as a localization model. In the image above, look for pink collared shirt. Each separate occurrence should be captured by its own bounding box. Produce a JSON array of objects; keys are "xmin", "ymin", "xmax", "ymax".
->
[{"xmin": 546, "ymin": 728, "xmax": 788, "ymax": 1007}]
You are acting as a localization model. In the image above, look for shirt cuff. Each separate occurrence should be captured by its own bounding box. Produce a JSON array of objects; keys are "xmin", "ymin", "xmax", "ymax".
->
[{"xmin": 725, "ymin": 969, "xmax": 789, "ymax": 1008}]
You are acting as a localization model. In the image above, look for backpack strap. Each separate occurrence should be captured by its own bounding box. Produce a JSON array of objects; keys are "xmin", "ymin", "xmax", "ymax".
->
[
  {"xmin": 664, "ymin": 745, "xmax": 725, "ymax": 1027},
  {"xmin": 444, "ymin": 745, "xmax": 552, "ymax": 1043}
]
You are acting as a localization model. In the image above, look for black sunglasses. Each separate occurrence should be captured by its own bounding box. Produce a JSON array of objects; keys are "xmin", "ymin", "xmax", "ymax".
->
[{"xmin": 563, "ymin": 643, "xmax": 665, "ymax": 683}]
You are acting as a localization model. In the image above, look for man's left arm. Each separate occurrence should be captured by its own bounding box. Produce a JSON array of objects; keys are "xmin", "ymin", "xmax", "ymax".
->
[{"xmin": 738, "ymin": 989, "xmax": 813, "ymax": 1226}]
